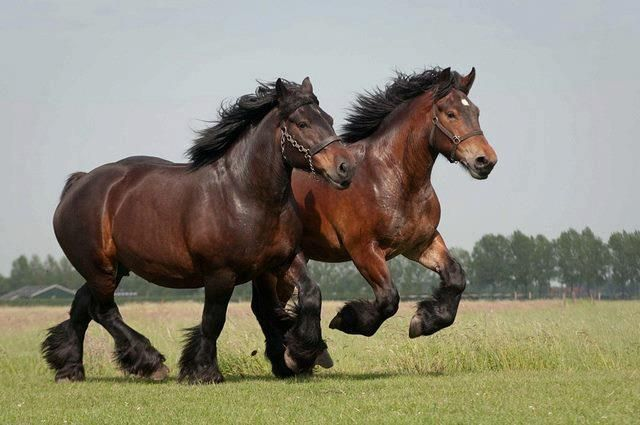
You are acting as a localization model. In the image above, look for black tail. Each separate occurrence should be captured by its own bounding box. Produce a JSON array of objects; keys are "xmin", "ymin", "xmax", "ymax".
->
[{"xmin": 60, "ymin": 172, "xmax": 87, "ymax": 200}]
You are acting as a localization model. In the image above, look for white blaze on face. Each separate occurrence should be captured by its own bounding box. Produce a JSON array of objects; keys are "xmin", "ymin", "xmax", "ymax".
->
[{"xmin": 461, "ymin": 98, "xmax": 470, "ymax": 106}]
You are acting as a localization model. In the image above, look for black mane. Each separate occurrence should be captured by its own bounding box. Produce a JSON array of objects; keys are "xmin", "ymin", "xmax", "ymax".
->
[
  {"xmin": 188, "ymin": 80, "xmax": 318, "ymax": 168},
  {"xmin": 342, "ymin": 67, "xmax": 463, "ymax": 143}
]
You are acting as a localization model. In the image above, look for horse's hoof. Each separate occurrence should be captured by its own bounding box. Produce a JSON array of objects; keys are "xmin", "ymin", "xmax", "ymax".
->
[
  {"xmin": 179, "ymin": 366, "xmax": 224, "ymax": 384},
  {"xmin": 329, "ymin": 304, "xmax": 370, "ymax": 335},
  {"xmin": 284, "ymin": 348, "xmax": 301, "ymax": 374},
  {"xmin": 55, "ymin": 375, "xmax": 84, "ymax": 383},
  {"xmin": 191, "ymin": 373, "xmax": 224, "ymax": 385},
  {"xmin": 149, "ymin": 364, "xmax": 170, "ymax": 381},
  {"xmin": 409, "ymin": 315, "xmax": 423, "ymax": 338},
  {"xmin": 315, "ymin": 349, "xmax": 334, "ymax": 369},
  {"xmin": 54, "ymin": 366, "xmax": 85, "ymax": 382},
  {"xmin": 329, "ymin": 315, "xmax": 342, "ymax": 330}
]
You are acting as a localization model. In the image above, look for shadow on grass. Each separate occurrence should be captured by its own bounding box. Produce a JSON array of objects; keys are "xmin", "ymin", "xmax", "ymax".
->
[{"xmin": 83, "ymin": 370, "xmax": 442, "ymax": 385}]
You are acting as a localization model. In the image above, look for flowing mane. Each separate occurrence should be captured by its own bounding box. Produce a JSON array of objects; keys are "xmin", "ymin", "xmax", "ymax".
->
[
  {"xmin": 341, "ymin": 67, "xmax": 465, "ymax": 143},
  {"xmin": 188, "ymin": 80, "xmax": 318, "ymax": 168}
]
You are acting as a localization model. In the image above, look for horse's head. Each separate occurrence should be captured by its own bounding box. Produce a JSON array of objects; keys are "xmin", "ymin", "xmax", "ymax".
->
[
  {"xmin": 430, "ymin": 68, "xmax": 497, "ymax": 179},
  {"xmin": 276, "ymin": 77, "xmax": 356, "ymax": 189}
]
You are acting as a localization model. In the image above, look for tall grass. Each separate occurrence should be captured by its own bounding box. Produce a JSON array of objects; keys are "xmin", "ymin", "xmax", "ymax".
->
[
  {"xmin": 1, "ymin": 300, "xmax": 638, "ymax": 424},
  {"xmin": 1, "ymin": 300, "xmax": 638, "ymax": 381}
]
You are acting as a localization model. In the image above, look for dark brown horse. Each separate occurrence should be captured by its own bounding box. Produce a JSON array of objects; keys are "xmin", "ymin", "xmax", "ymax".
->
[
  {"xmin": 262, "ymin": 67, "xmax": 497, "ymax": 344},
  {"xmin": 42, "ymin": 77, "xmax": 357, "ymax": 383}
]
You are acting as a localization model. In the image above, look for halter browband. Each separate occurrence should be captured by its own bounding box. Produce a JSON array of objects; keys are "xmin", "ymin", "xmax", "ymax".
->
[
  {"xmin": 429, "ymin": 106, "xmax": 484, "ymax": 163},
  {"xmin": 278, "ymin": 96, "xmax": 318, "ymax": 119}
]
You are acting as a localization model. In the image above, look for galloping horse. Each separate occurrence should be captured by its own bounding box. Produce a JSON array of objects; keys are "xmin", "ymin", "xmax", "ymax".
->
[
  {"xmin": 42, "ymin": 78, "xmax": 357, "ymax": 384},
  {"xmin": 262, "ymin": 67, "xmax": 497, "ymax": 344}
]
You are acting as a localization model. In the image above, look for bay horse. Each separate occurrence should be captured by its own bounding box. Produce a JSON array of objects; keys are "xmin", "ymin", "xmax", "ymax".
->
[
  {"xmin": 42, "ymin": 77, "xmax": 357, "ymax": 384},
  {"xmin": 261, "ymin": 67, "xmax": 497, "ymax": 346}
]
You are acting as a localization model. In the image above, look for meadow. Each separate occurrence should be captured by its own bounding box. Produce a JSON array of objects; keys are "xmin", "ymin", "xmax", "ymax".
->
[{"xmin": 0, "ymin": 300, "xmax": 638, "ymax": 424}]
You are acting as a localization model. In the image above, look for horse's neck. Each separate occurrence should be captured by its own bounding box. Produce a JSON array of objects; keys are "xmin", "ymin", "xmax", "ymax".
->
[
  {"xmin": 366, "ymin": 97, "xmax": 437, "ymax": 195},
  {"xmin": 221, "ymin": 110, "xmax": 292, "ymax": 207}
]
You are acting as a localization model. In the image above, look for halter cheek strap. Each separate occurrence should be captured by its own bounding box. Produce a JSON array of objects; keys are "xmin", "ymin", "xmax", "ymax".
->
[
  {"xmin": 280, "ymin": 125, "xmax": 342, "ymax": 175},
  {"xmin": 429, "ymin": 106, "xmax": 484, "ymax": 163}
]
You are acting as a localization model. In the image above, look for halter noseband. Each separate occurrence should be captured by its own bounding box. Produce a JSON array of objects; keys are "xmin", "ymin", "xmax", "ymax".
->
[
  {"xmin": 280, "ymin": 111, "xmax": 342, "ymax": 176},
  {"xmin": 428, "ymin": 106, "xmax": 484, "ymax": 163}
]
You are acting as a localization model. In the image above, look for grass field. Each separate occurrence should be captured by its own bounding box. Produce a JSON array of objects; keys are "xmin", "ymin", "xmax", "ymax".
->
[{"xmin": 1, "ymin": 300, "xmax": 638, "ymax": 424}]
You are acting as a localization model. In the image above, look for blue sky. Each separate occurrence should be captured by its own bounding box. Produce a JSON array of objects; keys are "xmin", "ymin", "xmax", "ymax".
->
[{"xmin": 1, "ymin": 0, "xmax": 639, "ymax": 274}]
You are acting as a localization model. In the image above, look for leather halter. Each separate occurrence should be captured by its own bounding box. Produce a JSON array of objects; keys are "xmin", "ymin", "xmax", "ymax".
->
[
  {"xmin": 280, "ymin": 102, "xmax": 342, "ymax": 175},
  {"xmin": 429, "ymin": 106, "xmax": 484, "ymax": 163}
]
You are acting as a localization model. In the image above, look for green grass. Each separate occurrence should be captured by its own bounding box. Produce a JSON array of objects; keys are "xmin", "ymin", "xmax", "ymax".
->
[{"xmin": 1, "ymin": 300, "xmax": 638, "ymax": 424}]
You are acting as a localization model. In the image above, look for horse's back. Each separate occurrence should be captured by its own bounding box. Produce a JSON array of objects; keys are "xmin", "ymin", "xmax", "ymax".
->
[{"xmin": 53, "ymin": 156, "xmax": 189, "ymax": 279}]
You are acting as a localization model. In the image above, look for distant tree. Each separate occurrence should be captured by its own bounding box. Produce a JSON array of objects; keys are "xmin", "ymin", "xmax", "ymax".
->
[
  {"xmin": 309, "ymin": 261, "xmax": 368, "ymax": 299},
  {"xmin": 57, "ymin": 257, "xmax": 84, "ymax": 289},
  {"xmin": 388, "ymin": 256, "xmax": 439, "ymax": 297},
  {"xmin": 0, "ymin": 273, "xmax": 7, "ymax": 295},
  {"xmin": 531, "ymin": 235, "xmax": 556, "ymax": 297},
  {"xmin": 509, "ymin": 231, "xmax": 536, "ymax": 295},
  {"xmin": 28, "ymin": 255, "xmax": 48, "ymax": 285},
  {"xmin": 578, "ymin": 227, "xmax": 610, "ymax": 295},
  {"xmin": 43, "ymin": 255, "xmax": 62, "ymax": 286},
  {"xmin": 555, "ymin": 229, "xmax": 582, "ymax": 296},
  {"xmin": 555, "ymin": 228, "xmax": 610, "ymax": 297},
  {"xmin": 9, "ymin": 255, "xmax": 33, "ymax": 290},
  {"xmin": 471, "ymin": 234, "xmax": 513, "ymax": 292},
  {"xmin": 608, "ymin": 231, "xmax": 640, "ymax": 298}
]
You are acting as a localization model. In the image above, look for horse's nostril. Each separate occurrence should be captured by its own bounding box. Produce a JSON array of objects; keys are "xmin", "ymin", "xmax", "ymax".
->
[
  {"xmin": 475, "ymin": 156, "xmax": 488, "ymax": 167},
  {"xmin": 338, "ymin": 161, "xmax": 348, "ymax": 177}
]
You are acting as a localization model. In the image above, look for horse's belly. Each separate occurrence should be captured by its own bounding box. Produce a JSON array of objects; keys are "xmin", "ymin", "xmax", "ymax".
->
[{"xmin": 302, "ymin": 236, "xmax": 350, "ymax": 262}]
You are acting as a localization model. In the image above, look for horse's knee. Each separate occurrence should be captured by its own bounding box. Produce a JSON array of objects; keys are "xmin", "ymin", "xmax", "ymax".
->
[
  {"xmin": 88, "ymin": 300, "xmax": 119, "ymax": 325},
  {"xmin": 297, "ymin": 277, "xmax": 321, "ymax": 311},
  {"xmin": 378, "ymin": 288, "xmax": 399, "ymax": 319},
  {"xmin": 69, "ymin": 284, "xmax": 92, "ymax": 327},
  {"xmin": 446, "ymin": 259, "xmax": 466, "ymax": 293}
]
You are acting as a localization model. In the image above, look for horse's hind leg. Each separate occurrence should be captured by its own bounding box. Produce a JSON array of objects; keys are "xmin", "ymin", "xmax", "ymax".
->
[
  {"xmin": 251, "ymin": 273, "xmax": 296, "ymax": 378},
  {"xmin": 42, "ymin": 284, "xmax": 92, "ymax": 382},
  {"xmin": 280, "ymin": 255, "xmax": 330, "ymax": 373},
  {"xmin": 178, "ymin": 278, "xmax": 234, "ymax": 384},
  {"xmin": 87, "ymin": 273, "xmax": 169, "ymax": 380},
  {"xmin": 407, "ymin": 232, "xmax": 466, "ymax": 338}
]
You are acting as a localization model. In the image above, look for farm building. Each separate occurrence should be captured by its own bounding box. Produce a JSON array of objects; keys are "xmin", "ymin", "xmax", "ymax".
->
[{"xmin": 0, "ymin": 285, "xmax": 75, "ymax": 301}]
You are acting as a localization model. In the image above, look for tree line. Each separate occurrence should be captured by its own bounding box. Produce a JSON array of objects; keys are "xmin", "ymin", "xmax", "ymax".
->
[{"xmin": 1, "ymin": 228, "xmax": 638, "ymax": 300}]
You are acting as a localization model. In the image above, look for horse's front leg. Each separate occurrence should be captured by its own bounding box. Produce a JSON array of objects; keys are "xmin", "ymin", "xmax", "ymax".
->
[
  {"xmin": 329, "ymin": 243, "xmax": 399, "ymax": 337},
  {"xmin": 406, "ymin": 232, "xmax": 466, "ymax": 338},
  {"xmin": 279, "ymin": 253, "xmax": 332, "ymax": 374},
  {"xmin": 179, "ymin": 276, "xmax": 234, "ymax": 384}
]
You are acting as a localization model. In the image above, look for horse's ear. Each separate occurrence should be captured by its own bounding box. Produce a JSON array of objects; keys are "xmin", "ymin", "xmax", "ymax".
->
[
  {"xmin": 460, "ymin": 67, "xmax": 476, "ymax": 94},
  {"xmin": 275, "ymin": 78, "xmax": 289, "ymax": 99},
  {"xmin": 438, "ymin": 67, "xmax": 452, "ymax": 85},
  {"xmin": 301, "ymin": 77, "xmax": 314, "ymax": 94}
]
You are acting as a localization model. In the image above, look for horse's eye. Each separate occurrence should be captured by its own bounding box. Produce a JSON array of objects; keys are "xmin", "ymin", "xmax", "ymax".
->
[
  {"xmin": 297, "ymin": 122, "xmax": 309, "ymax": 129},
  {"xmin": 446, "ymin": 111, "xmax": 456, "ymax": 119}
]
